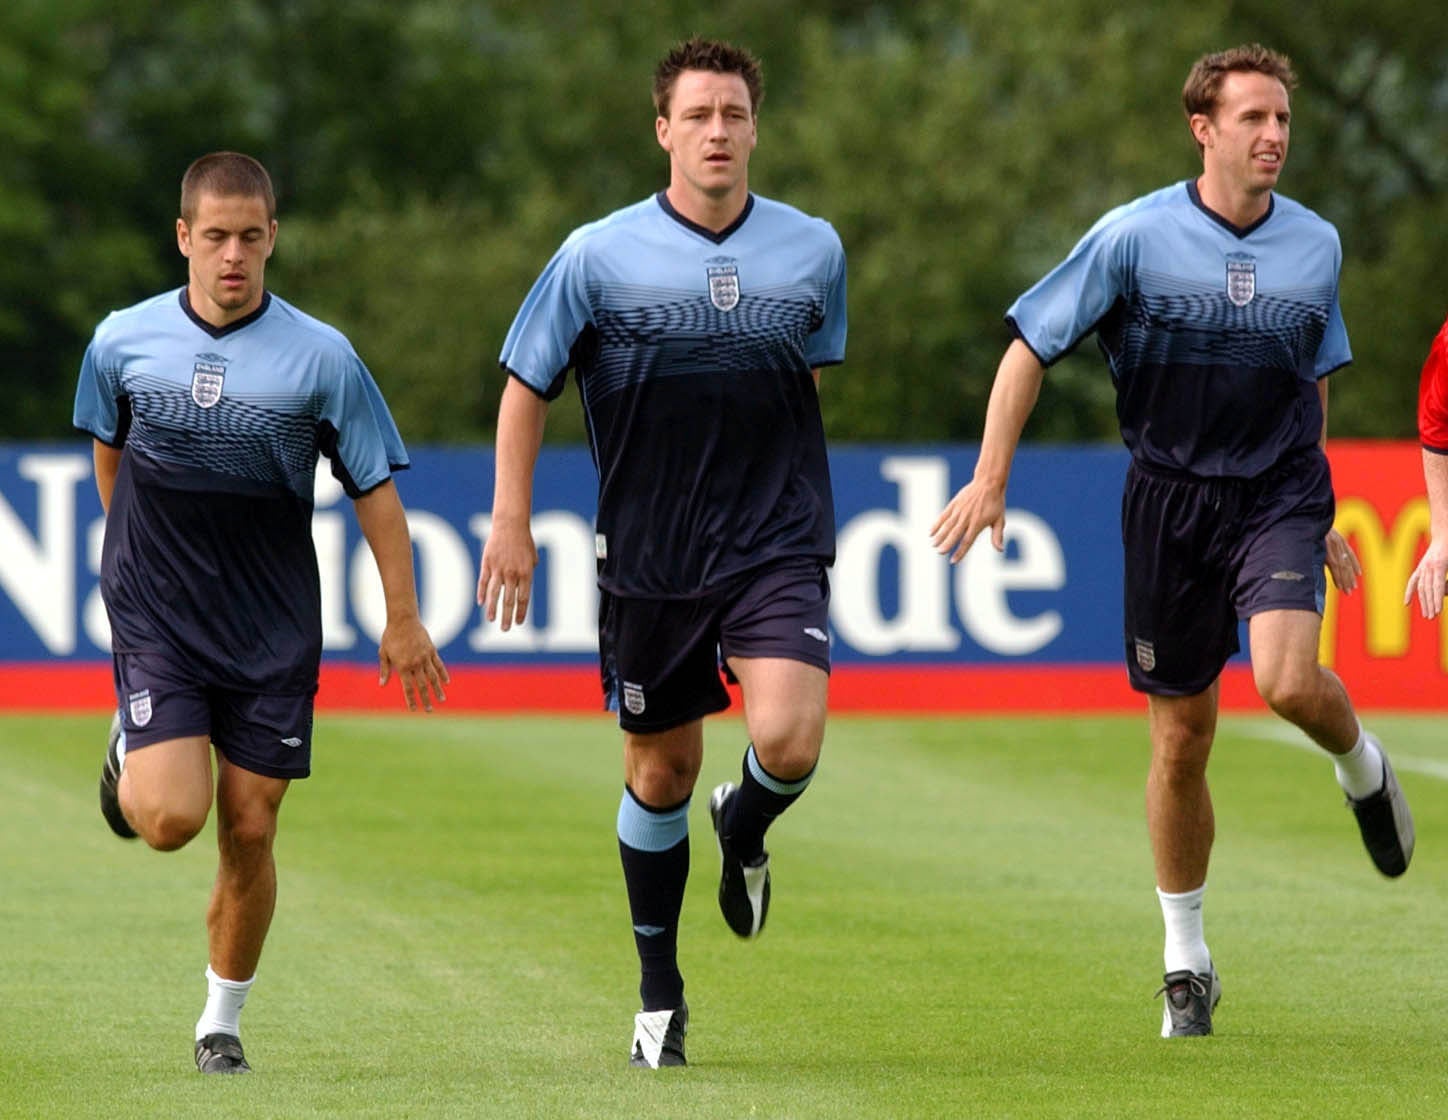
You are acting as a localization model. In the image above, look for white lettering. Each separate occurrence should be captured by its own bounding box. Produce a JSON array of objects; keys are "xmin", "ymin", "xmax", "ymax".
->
[
  {"xmin": 314, "ymin": 509, "xmax": 357, "ymax": 649},
  {"xmin": 0, "ymin": 455, "xmax": 91, "ymax": 654},
  {"xmin": 955, "ymin": 510, "xmax": 1065, "ymax": 655},
  {"xmin": 831, "ymin": 457, "xmax": 959, "ymax": 655}
]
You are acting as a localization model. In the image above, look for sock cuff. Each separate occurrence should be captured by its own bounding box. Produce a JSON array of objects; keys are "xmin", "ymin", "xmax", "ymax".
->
[
  {"xmin": 205, "ymin": 965, "xmax": 255, "ymax": 991},
  {"xmin": 745, "ymin": 744, "xmax": 815, "ymax": 796},
  {"xmin": 1155, "ymin": 883, "xmax": 1206, "ymax": 905},
  {"xmin": 617, "ymin": 787, "xmax": 691, "ymax": 852}
]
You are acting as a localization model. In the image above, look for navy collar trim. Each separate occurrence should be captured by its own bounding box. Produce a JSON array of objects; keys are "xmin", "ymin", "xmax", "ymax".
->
[
  {"xmin": 1186, "ymin": 181, "xmax": 1274, "ymax": 239},
  {"xmin": 178, "ymin": 288, "xmax": 272, "ymax": 338},
  {"xmin": 655, "ymin": 191, "xmax": 754, "ymax": 244}
]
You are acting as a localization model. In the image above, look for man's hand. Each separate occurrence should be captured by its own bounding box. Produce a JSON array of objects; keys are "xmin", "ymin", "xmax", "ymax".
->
[
  {"xmin": 931, "ymin": 480, "xmax": 1007, "ymax": 563},
  {"xmin": 1405, "ymin": 536, "xmax": 1448, "ymax": 619},
  {"xmin": 379, "ymin": 616, "xmax": 449, "ymax": 712},
  {"xmin": 477, "ymin": 516, "xmax": 539, "ymax": 631},
  {"xmin": 1325, "ymin": 528, "xmax": 1361, "ymax": 594}
]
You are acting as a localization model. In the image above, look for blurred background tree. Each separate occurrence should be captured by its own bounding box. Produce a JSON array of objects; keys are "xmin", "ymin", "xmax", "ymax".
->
[{"xmin": 2, "ymin": 0, "xmax": 1443, "ymax": 444}]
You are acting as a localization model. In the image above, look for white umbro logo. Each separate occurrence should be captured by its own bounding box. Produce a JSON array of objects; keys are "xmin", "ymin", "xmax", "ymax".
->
[
  {"xmin": 281, "ymin": 737, "xmax": 303, "ymax": 748},
  {"xmin": 803, "ymin": 627, "xmax": 828, "ymax": 643}
]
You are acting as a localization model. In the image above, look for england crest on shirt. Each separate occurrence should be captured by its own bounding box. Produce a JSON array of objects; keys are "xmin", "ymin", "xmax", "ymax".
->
[
  {"xmin": 191, "ymin": 353, "xmax": 228, "ymax": 408},
  {"xmin": 706, "ymin": 257, "xmax": 740, "ymax": 312},
  {"xmin": 128, "ymin": 688, "xmax": 153, "ymax": 727},
  {"xmin": 1225, "ymin": 253, "xmax": 1256, "ymax": 308}
]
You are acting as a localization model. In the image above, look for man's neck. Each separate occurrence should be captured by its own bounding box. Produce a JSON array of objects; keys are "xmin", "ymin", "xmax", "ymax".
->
[
  {"xmin": 1194, "ymin": 174, "xmax": 1271, "ymax": 230},
  {"xmin": 664, "ymin": 183, "xmax": 749, "ymax": 234}
]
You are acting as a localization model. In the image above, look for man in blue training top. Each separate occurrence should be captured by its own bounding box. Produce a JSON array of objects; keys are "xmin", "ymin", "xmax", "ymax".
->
[
  {"xmin": 74, "ymin": 151, "xmax": 449, "ymax": 1074},
  {"xmin": 931, "ymin": 44, "xmax": 1413, "ymax": 1038},
  {"xmin": 477, "ymin": 37, "xmax": 847, "ymax": 1068}
]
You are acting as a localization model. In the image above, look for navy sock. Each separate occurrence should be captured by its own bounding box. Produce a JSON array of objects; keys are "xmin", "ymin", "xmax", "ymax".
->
[
  {"xmin": 616, "ymin": 786, "xmax": 689, "ymax": 1012},
  {"xmin": 721, "ymin": 743, "xmax": 815, "ymax": 864}
]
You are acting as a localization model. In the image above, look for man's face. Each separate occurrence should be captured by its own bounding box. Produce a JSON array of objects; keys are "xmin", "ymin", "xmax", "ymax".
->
[
  {"xmin": 1194, "ymin": 70, "xmax": 1291, "ymax": 196},
  {"xmin": 655, "ymin": 69, "xmax": 757, "ymax": 200},
  {"xmin": 177, "ymin": 192, "xmax": 276, "ymax": 326}
]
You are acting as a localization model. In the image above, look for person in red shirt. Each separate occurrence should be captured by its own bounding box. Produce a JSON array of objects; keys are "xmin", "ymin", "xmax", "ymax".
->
[{"xmin": 1406, "ymin": 314, "xmax": 1448, "ymax": 618}]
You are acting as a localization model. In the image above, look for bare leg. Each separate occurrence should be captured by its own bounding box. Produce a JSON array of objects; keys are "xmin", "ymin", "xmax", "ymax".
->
[
  {"xmin": 120, "ymin": 734, "xmax": 214, "ymax": 851},
  {"xmin": 206, "ymin": 755, "xmax": 289, "ymax": 980},
  {"xmin": 1248, "ymin": 609, "xmax": 1359, "ymax": 754},
  {"xmin": 1146, "ymin": 684, "xmax": 1218, "ymax": 894}
]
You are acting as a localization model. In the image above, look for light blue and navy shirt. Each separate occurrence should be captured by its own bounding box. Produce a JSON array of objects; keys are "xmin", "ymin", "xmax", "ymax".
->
[
  {"xmin": 73, "ymin": 288, "xmax": 407, "ymax": 691},
  {"xmin": 1008, "ymin": 181, "xmax": 1350, "ymax": 478},
  {"xmin": 501, "ymin": 192, "xmax": 848, "ymax": 598}
]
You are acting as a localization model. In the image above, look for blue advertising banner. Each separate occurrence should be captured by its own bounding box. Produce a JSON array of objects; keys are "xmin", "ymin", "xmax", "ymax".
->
[{"xmin": 0, "ymin": 443, "xmax": 1130, "ymax": 671}]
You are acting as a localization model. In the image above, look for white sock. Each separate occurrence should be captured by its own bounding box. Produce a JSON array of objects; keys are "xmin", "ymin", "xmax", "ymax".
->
[
  {"xmin": 1334, "ymin": 726, "xmax": 1385, "ymax": 800},
  {"xmin": 1157, "ymin": 884, "xmax": 1211, "ymax": 976},
  {"xmin": 195, "ymin": 965, "xmax": 255, "ymax": 1041}
]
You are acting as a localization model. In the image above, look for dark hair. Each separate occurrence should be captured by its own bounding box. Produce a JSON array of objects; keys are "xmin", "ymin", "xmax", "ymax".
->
[
  {"xmin": 652, "ymin": 37, "xmax": 763, "ymax": 118},
  {"xmin": 1182, "ymin": 43, "xmax": 1297, "ymax": 120},
  {"xmin": 180, "ymin": 152, "xmax": 276, "ymax": 223}
]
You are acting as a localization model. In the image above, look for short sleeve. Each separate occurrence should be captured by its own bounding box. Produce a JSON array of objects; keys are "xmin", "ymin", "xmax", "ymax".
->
[
  {"xmin": 805, "ymin": 234, "xmax": 847, "ymax": 369},
  {"xmin": 498, "ymin": 238, "xmax": 593, "ymax": 400},
  {"xmin": 1006, "ymin": 215, "xmax": 1128, "ymax": 366},
  {"xmin": 319, "ymin": 349, "xmax": 409, "ymax": 497},
  {"xmin": 73, "ymin": 332, "xmax": 122, "ymax": 445},
  {"xmin": 1418, "ymin": 316, "xmax": 1448, "ymax": 453}
]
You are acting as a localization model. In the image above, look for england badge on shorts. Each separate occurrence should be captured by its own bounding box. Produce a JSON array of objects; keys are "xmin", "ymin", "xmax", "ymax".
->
[
  {"xmin": 1225, "ymin": 253, "xmax": 1256, "ymax": 307},
  {"xmin": 128, "ymin": 689, "xmax": 153, "ymax": 727},
  {"xmin": 191, "ymin": 353, "xmax": 228, "ymax": 408},
  {"xmin": 706, "ymin": 257, "xmax": 740, "ymax": 312},
  {"xmin": 622, "ymin": 681, "xmax": 646, "ymax": 716}
]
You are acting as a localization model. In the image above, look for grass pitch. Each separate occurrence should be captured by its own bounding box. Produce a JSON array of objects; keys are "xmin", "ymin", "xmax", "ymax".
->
[{"xmin": 3, "ymin": 711, "xmax": 1446, "ymax": 1118}]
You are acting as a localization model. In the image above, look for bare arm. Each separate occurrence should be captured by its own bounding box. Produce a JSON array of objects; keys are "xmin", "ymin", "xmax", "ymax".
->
[
  {"xmin": 1406, "ymin": 448, "xmax": 1448, "ymax": 618},
  {"xmin": 1318, "ymin": 377, "xmax": 1362, "ymax": 593},
  {"xmin": 477, "ymin": 377, "xmax": 549, "ymax": 630},
  {"xmin": 93, "ymin": 441, "xmax": 122, "ymax": 515},
  {"xmin": 353, "ymin": 479, "xmax": 448, "ymax": 711},
  {"xmin": 930, "ymin": 338, "xmax": 1045, "ymax": 562}
]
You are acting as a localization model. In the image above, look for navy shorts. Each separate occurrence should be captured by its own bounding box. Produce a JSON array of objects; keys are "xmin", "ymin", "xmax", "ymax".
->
[
  {"xmin": 1121, "ymin": 448, "xmax": 1333, "ymax": 696},
  {"xmin": 113, "ymin": 649, "xmax": 316, "ymax": 779},
  {"xmin": 598, "ymin": 558, "xmax": 832, "ymax": 734}
]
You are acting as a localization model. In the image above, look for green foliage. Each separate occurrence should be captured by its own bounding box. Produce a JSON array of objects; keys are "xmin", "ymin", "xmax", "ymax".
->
[{"xmin": 3, "ymin": 1, "xmax": 1444, "ymax": 442}]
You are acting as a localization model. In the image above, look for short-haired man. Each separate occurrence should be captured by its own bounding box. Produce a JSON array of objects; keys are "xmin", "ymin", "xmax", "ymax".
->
[
  {"xmin": 478, "ymin": 38, "xmax": 846, "ymax": 1067},
  {"xmin": 75, "ymin": 151, "xmax": 448, "ymax": 1073},
  {"xmin": 931, "ymin": 45, "xmax": 1412, "ymax": 1038}
]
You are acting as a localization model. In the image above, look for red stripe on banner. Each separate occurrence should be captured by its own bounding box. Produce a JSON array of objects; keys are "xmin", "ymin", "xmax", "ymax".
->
[{"xmin": 5, "ymin": 661, "xmax": 1438, "ymax": 714}]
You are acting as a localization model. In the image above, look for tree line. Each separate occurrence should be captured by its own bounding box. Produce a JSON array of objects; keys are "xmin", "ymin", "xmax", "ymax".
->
[{"xmin": 4, "ymin": 0, "xmax": 1444, "ymax": 446}]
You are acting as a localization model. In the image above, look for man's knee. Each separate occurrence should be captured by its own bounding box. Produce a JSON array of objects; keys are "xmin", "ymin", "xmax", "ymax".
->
[
  {"xmin": 133, "ymin": 804, "xmax": 208, "ymax": 851},
  {"xmin": 750, "ymin": 718, "xmax": 824, "ymax": 780},
  {"xmin": 1148, "ymin": 695, "xmax": 1216, "ymax": 779},
  {"xmin": 624, "ymin": 728, "xmax": 703, "ymax": 806},
  {"xmin": 1254, "ymin": 662, "xmax": 1320, "ymax": 723},
  {"xmin": 217, "ymin": 809, "xmax": 278, "ymax": 855}
]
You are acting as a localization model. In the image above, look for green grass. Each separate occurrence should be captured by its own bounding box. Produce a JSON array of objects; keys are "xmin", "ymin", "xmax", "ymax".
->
[{"xmin": 4, "ymin": 712, "xmax": 1447, "ymax": 1118}]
